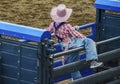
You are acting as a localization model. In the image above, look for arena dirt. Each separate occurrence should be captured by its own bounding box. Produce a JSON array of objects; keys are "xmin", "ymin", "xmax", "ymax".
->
[{"xmin": 0, "ymin": 0, "xmax": 95, "ymax": 28}]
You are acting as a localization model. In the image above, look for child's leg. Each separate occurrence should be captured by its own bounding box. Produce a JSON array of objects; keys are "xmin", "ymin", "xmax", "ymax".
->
[
  {"xmin": 83, "ymin": 38, "xmax": 103, "ymax": 68},
  {"xmin": 71, "ymin": 71, "xmax": 81, "ymax": 80},
  {"xmin": 65, "ymin": 52, "xmax": 82, "ymax": 80},
  {"xmin": 83, "ymin": 38, "xmax": 98, "ymax": 61}
]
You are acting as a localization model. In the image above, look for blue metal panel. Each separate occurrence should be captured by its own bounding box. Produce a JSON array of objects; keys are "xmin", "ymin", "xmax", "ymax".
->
[
  {"xmin": 1, "ymin": 77, "xmax": 17, "ymax": 84},
  {"xmin": 79, "ymin": 22, "xmax": 96, "ymax": 40},
  {"xmin": 21, "ymin": 46, "xmax": 37, "ymax": 59},
  {"xmin": 1, "ymin": 53, "xmax": 18, "ymax": 66},
  {"xmin": 21, "ymin": 57, "xmax": 37, "ymax": 71},
  {"xmin": 20, "ymin": 69, "xmax": 37, "ymax": 83},
  {"xmin": 94, "ymin": 0, "xmax": 120, "ymax": 12},
  {"xmin": 53, "ymin": 74, "xmax": 71, "ymax": 83},
  {"xmin": 0, "ymin": 21, "xmax": 51, "ymax": 42},
  {"xmin": 0, "ymin": 39, "xmax": 38, "ymax": 84},
  {"xmin": 1, "ymin": 65, "xmax": 18, "ymax": 79},
  {"xmin": 0, "ymin": 42, "xmax": 19, "ymax": 55},
  {"xmin": 54, "ymin": 43, "xmax": 63, "ymax": 53},
  {"xmin": 0, "ymin": 56, "xmax": 1, "ymax": 82},
  {"xmin": 97, "ymin": 13, "xmax": 120, "ymax": 53}
]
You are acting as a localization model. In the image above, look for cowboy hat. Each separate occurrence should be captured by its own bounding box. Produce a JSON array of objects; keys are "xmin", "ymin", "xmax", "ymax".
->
[{"xmin": 50, "ymin": 4, "xmax": 72, "ymax": 22}]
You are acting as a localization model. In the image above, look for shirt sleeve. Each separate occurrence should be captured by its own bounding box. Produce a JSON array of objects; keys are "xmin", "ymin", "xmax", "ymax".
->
[
  {"xmin": 46, "ymin": 22, "xmax": 54, "ymax": 33},
  {"xmin": 67, "ymin": 24, "xmax": 86, "ymax": 38}
]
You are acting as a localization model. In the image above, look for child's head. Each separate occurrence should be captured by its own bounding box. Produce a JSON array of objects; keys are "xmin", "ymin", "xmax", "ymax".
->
[{"xmin": 50, "ymin": 4, "xmax": 72, "ymax": 23}]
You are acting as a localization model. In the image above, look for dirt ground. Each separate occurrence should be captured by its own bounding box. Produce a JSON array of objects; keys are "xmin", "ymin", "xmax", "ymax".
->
[
  {"xmin": 0, "ymin": 0, "xmax": 96, "ymax": 84},
  {"xmin": 0, "ymin": 0, "xmax": 96, "ymax": 28}
]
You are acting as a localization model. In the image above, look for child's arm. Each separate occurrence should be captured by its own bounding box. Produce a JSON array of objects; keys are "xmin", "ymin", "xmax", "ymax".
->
[
  {"xmin": 67, "ymin": 24, "xmax": 86, "ymax": 38},
  {"xmin": 62, "ymin": 38, "xmax": 70, "ymax": 65},
  {"xmin": 46, "ymin": 22, "xmax": 54, "ymax": 33},
  {"xmin": 62, "ymin": 42, "xmax": 69, "ymax": 65}
]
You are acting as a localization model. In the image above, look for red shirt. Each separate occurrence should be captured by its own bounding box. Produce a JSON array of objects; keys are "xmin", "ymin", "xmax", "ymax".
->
[{"xmin": 47, "ymin": 22, "xmax": 86, "ymax": 40}]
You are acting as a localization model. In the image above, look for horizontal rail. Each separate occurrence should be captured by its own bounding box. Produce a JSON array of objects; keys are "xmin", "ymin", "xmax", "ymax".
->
[
  {"xmin": 51, "ymin": 22, "xmax": 96, "ymax": 37},
  {"xmin": 78, "ymin": 22, "xmax": 95, "ymax": 30},
  {"xmin": 68, "ymin": 66, "xmax": 120, "ymax": 84},
  {"xmin": 51, "ymin": 35, "xmax": 120, "ymax": 58},
  {"xmin": 106, "ymin": 79, "xmax": 120, "ymax": 84},
  {"xmin": 53, "ymin": 48, "xmax": 120, "ymax": 78},
  {"xmin": 0, "ymin": 21, "xmax": 51, "ymax": 42}
]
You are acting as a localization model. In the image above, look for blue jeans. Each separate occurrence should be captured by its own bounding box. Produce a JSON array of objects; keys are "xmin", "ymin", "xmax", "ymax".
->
[
  {"xmin": 68, "ymin": 37, "xmax": 98, "ymax": 61},
  {"xmin": 61, "ymin": 37, "xmax": 98, "ymax": 80},
  {"xmin": 65, "ymin": 52, "xmax": 82, "ymax": 80}
]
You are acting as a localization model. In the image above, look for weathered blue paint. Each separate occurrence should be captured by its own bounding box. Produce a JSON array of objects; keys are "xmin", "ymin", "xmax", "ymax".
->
[
  {"xmin": 0, "ymin": 21, "xmax": 51, "ymax": 42},
  {"xmin": 94, "ymin": 0, "xmax": 120, "ymax": 12}
]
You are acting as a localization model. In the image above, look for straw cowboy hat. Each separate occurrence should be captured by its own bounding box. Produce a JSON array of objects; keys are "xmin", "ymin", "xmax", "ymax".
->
[{"xmin": 50, "ymin": 4, "xmax": 72, "ymax": 22}]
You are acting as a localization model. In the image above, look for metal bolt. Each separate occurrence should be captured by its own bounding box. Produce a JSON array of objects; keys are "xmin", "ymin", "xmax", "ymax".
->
[
  {"xmin": 102, "ymin": 28, "xmax": 105, "ymax": 31},
  {"xmin": 17, "ymin": 73, "xmax": 20, "ymax": 75},
  {"xmin": 18, "ymin": 50, "xmax": 20, "ymax": 53},
  {"xmin": 17, "ymin": 60, "xmax": 20, "ymax": 64},
  {"xmin": 34, "ymin": 77, "xmax": 37, "ymax": 82},
  {"xmin": 103, "ymin": 17, "xmax": 105, "ymax": 19},
  {"xmin": 35, "ymin": 67, "xmax": 37, "ymax": 70}
]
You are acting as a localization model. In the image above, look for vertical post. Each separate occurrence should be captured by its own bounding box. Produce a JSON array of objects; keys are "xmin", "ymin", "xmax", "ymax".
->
[
  {"xmin": 0, "ymin": 56, "xmax": 1, "ymax": 83},
  {"xmin": 37, "ymin": 39, "xmax": 54, "ymax": 84},
  {"xmin": 43, "ymin": 39, "xmax": 55, "ymax": 84},
  {"xmin": 37, "ymin": 42, "xmax": 45, "ymax": 84},
  {"xmin": 0, "ymin": 34, "xmax": 1, "ymax": 80},
  {"xmin": 95, "ymin": 9, "xmax": 105, "ymax": 42},
  {"xmin": 95, "ymin": 9, "xmax": 105, "ymax": 54}
]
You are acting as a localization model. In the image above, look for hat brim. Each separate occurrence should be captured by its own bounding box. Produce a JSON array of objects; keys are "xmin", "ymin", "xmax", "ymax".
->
[{"xmin": 50, "ymin": 7, "xmax": 72, "ymax": 22}]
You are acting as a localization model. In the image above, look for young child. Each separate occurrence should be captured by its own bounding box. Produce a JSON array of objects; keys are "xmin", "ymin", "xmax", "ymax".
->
[{"xmin": 47, "ymin": 4, "xmax": 103, "ymax": 80}]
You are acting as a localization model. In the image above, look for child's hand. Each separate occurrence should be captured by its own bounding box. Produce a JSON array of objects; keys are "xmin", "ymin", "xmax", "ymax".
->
[
  {"xmin": 64, "ymin": 38, "xmax": 69, "ymax": 44},
  {"xmin": 62, "ymin": 39, "xmax": 69, "ymax": 65},
  {"xmin": 74, "ymin": 26, "xmax": 80, "ymax": 30},
  {"xmin": 62, "ymin": 56, "xmax": 65, "ymax": 65}
]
